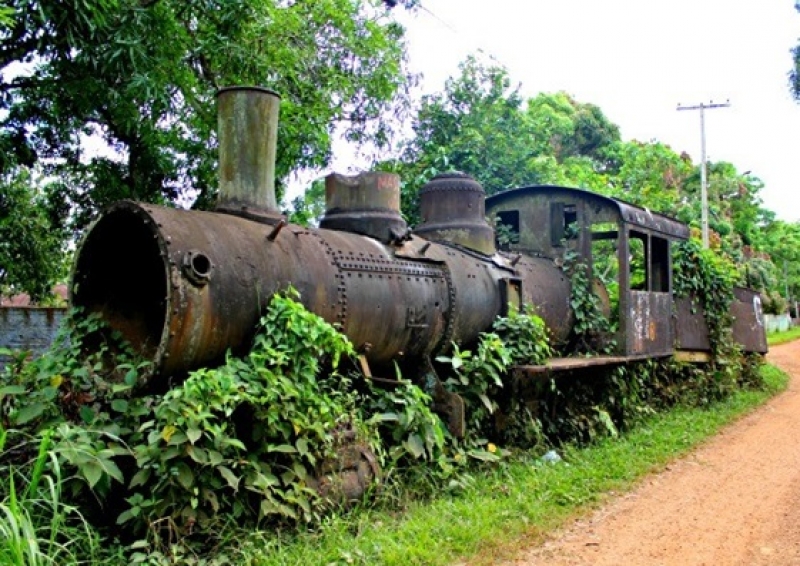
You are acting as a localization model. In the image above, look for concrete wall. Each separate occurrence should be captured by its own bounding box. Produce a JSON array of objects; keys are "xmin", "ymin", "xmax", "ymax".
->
[
  {"xmin": 764, "ymin": 313, "xmax": 793, "ymax": 334},
  {"xmin": 0, "ymin": 307, "xmax": 67, "ymax": 371}
]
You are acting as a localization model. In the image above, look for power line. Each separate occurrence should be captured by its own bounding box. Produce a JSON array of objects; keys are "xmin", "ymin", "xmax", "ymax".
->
[
  {"xmin": 414, "ymin": 1, "xmax": 504, "ymax": 66},
  {"xmin": 677, "ymin": 100, "xmax": 731, "ymax": 249},
  {"xmin": 416, "ymin": 1, "xmax": 460, "ymax": 35}
]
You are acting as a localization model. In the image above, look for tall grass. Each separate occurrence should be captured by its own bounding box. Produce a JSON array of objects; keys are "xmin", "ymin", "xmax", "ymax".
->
[{"xmin": 0, "ymin": 429, "xmax": 103, "ymax": 565}]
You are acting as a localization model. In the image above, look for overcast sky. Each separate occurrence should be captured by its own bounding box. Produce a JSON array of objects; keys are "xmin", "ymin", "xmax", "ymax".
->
[{"xmin": 376, "ymin": 0, "xmax": 800, "ymax": 221}]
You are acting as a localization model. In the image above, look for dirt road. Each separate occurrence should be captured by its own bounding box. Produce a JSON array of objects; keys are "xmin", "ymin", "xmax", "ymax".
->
[{"xmin": 507, "ymin": 341, "xmax": 800, "ymax": 566}]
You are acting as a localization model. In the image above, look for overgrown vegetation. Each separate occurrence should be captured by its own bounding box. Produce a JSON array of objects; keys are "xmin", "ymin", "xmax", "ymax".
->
[
  {"xmin": 559, "ymin": 248, "xmax": 616, "ymax": 355},
  {"xmin": 0, "ymin": 291, "xmax": 550, "ymax": 561},
  {"xmin": 0, "ymin": 241, "xmax": 775, "ymax": 563}
]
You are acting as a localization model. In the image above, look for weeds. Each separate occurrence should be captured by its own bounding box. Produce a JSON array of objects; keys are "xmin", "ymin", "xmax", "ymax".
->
[{"xmin": 0, "ymin": 431, "xmax": 104, "ymax": 565}]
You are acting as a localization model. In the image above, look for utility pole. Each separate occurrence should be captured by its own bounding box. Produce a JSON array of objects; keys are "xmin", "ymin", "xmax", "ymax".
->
[
  {"xmin": 677, "ymin": 100, "xmax": 731, "ymax": 248},
  {"xmin": 784, "ymin": 259, "xmax": 792, "ymax": 315}
]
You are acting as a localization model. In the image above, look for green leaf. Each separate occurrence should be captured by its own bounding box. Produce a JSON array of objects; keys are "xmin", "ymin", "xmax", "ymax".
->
[
  {"xmin": 104, "ymin": 459, "xmax": 124, "ymax": 484},
  {"xmin": 167, "ymin": 431, "xmax": 188, "ymax": 445},
  {"xmin": 129, "ymin": 468, "xmax": 151, "ymax": 488},
  {"xmin": 0, "ymin": 385, "xmax": 26, "ymax": 395},
  {"xmin": 129, "ymin": 540, "xmax": 150, "ymax": 550},
  {"xmin": 468, "ymin": 449, "xmax": 501, "ymax": 462},
  {"xmin": 175, "ymin": 462, "xmax": 194, "ymax": 490},
  {"xmin": 186, "ymin": 427, "xmax": 202, "ymax": 444},
  {"xmin": 187, "ymin": 446, "xmax": 208, "ymax": 464},
  {"xmin": 404, "ymin": 433, "xmax": 425, "ymax": 459},
  {"xmin": 267, "ymin": 444, "xmax": 297, "ymax": 454},
  {"xmin": 13, "ymin": 403, "xmax": 46, "ymax": 425},
  {"xmin": 124, "ymin": 369, "xmax": 138, "ymax": 387},
  {"xmin": 80, "ymin": 405, "xmax": 95, "ymax": 424},
  {"xmin": 82, "ymin": 461, "xmax": 103, "ymax": 488},
  {"xmin": 117, "ymin": 509, "xmax": 135, "ymax": 525},
  {"xmin": 371, "ymin": 412, "xmax": 399, "ymax": 423},
  {"xmin": 111, "ymin": 399, "xmax": 129, "ymax": 412},
  {"xmin": 251, "ymin": 471, "xmax": 279, "ymax": 490},
  {"xmin": 208, "ymin": 450, "xmax": 223, "ymax": 466},
  {"xmin": 218, "ymin": 466, "xmax": 241, "ymax": 491},
  {"xmin": 42, "ymin": 386, "xmax": 58, "ymax": 400}
]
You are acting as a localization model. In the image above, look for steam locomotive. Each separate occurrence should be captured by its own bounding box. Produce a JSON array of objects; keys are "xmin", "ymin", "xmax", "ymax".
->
[{"xmin": 71, "ymin": 87, "xmax": 767, "ymax": 434}]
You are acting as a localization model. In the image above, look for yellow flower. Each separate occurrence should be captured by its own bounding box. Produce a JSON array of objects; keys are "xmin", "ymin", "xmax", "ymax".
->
[
  {"xmin": 50, "ymin": 375, "xmax": 63, "ymax": 388},
  {"xmin": 487, "ymin": 443, "xmax": 497, "ymax": 453}
]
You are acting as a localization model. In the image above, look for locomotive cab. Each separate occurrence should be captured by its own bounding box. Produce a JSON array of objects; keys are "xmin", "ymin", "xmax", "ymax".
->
[
  {"xmin": 488, "ymin": 186, "xmax": 687, "ymax": 360},
  {"xmin": 487, "ymin": 185, "xmax": 767, "ymax": 368}
]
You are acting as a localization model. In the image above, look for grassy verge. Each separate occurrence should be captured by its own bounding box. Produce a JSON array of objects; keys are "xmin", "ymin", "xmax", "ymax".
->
[
  {"xmin": 767, "ymin": 327, "xmax": 800, "ymax": 346},
  {"xmin": 216, "ymin": 363, "xmax": 789, "ymax": 566}
]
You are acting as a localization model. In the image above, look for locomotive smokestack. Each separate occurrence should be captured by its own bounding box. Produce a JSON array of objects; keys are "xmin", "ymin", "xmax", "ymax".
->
[
  {"xmin": 215, "ymin": 86, "xmax": 282, "ymax": 221},
  {"xmin": 320, "ymin": 172, "xmax": 408, "ymax": 242}
]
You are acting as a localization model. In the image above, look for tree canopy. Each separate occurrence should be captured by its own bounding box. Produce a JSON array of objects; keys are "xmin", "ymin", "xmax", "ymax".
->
[
  {"xmin": 376, "ymin": 56, "xmax": 622, "ymax": 224},
  {"xmin": 1, "ymin": 0, "xmax": 417, "ymax": 299},
  {"xmin": 0, "ymin": 168, "xmax": 68, "ymax": 302},
  {"xmin": 2, "ymin": 0, "xmax": 416, "ymax": 218}
]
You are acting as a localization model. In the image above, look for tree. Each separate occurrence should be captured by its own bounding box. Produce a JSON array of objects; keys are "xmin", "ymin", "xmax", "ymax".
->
[
  {"xmin": 376, "ymin": 56, "xmax": 540, "ymax": 222},
  {"xmin": 602, "ymin": 140, "xmax": 692, "ymax": 214},
  {"xmin": 757, "ymin": 219, "xmax": 800, "ymax": 306},
  {"xmin": 398, "ymin": 56, "xmax": 538, "ymax": 192},
  {"xmin": 0, "ymin": 168, "xmax": 68, "ymax": 302},
  {"xmin": 525, "ymin": 92, "xmax": 620, "ymax": 165},
  {"xmin": 378, "ymin": 58, "xmax": 622, "ymax": 222},
  {"xmin": 2, "ymin": 0, "xmax": 417, "ymax": 230},
  {"xmin": 288, "ymin": 177, "xmax": 327, "ymax": 227}
]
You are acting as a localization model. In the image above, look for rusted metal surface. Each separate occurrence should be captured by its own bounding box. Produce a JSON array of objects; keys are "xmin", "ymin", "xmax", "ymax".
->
[
  {"xmin": 395, "ymin": 236, "xmax": 512, "ymax": 354},
  {"xmin": 414, "ymin": 172, "xmax": 496, "ymax": 256},
  {"xmin": 320, "ymin": 231, "xmax": 452, "ymax": 364},
  {"xmin": 510, "ymin": 254, "xmax": 572, "ymax": 346},
  {"xmin": 674, "ymin": 289, "xmax": 767, "ymax": 355},
  {"xmin": 674, "ymin": 295, "xmax": 711, "ymax": 351},
  {"xmin": 215, "ymin": 86, "xmax": 282, "ymax": 222},
  {"xmin": 512, "ymin": 353, "xmax": 665, "ymax": 378},
  {"xmin": 72, "ymin": 200, "xmax": 521, "ymax": 381},
  {"xmin": 731, "ymin": 287, "xmax": 768, "ymax": 354},
  {"xmin": 486, "ymin": 185, "xmax": 689, "ymax": 249},
  {"xmin": 486, "ymin": 184, "xmax": 690, "ymax": 357},
  {"xmin": 320, "ymin": 172, "xmax": 408, "ymax": 242},
  {"xmin": 625, "ymin": 291, "xmax": 673, "ymax": 356}
]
